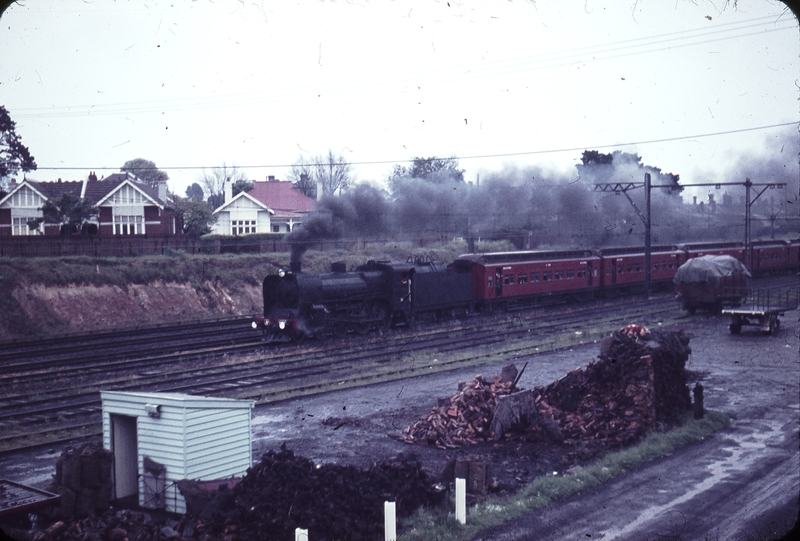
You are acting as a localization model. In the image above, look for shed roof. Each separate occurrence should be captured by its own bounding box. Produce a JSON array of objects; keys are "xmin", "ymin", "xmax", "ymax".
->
[{"xmin": 101, "ymin": 390, "xmax": 254, "ymax": 409}]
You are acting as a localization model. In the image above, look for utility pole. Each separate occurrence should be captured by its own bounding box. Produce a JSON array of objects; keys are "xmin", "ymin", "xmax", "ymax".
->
[
  {"xmin": 683, "ymin": 179, "xmax": 785, "ymax": 269},
  {"xmin": 594, "ymin": 173, "xmax": 669, "ymax": 298}
]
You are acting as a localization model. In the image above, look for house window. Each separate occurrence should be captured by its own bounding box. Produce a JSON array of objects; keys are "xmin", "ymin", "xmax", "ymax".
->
[
  {"xmin": 272, "ymin": 225, "xmax": 280, "ymax": 233},
  {"xmin": 12, "ymin": 217, "xmax": 40, "ymax": 235},
  {"xmin": 232, "ymin": 220, "xmax": 256, "ymax": 235},
  {"xmin": 114, "ymin": 215, "xmax": 143, "ymax": 234},
  {"xmin": 10, "ymin": 187, "xmax": 43, "ymax": 208},
  {"xmin": 111, "ymin": 185, "xmax": 145, "ymax": 205}
]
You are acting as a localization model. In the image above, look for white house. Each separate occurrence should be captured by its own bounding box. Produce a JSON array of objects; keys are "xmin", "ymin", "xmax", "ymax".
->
[{"xmin": 210, "ymin": 176, "xmax": 315, "ymax": 236}]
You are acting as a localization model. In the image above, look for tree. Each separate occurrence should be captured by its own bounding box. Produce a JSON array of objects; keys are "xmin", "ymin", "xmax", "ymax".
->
[
  {"xmin": 287, "ymin": 150, "xmax": 354, "ymax": 198},
  {"xmin": 121, "ymin": 158, "xmax": 169, "ymax": 189},
  {"xmin": 231, "ymin": 178, "xmax": 254, "ymax": 198},
  {"xmin": 0, "ymin": 106, "xmax": 37, "ymax": 191},
  {"xmin": 30, "ymin": 193, "xmax": 98, "ymax": 234},
  {"xmin": 173, "ymin": 196, "xmax": 217, "ymax": 237},
  {"xmin": 388, "ymin": 156, "xmax": 464, "ymax": 190},
  {"xmin": 287, "ymin": 159, "xmax": 317, "ymax": 199},
  {"xmin": 185, "ymin": 182, "xmax": 205, "ymax": 201},
  {"xmin": 198, "ymin": 163, "xmax": 248, "ymax": 210}
]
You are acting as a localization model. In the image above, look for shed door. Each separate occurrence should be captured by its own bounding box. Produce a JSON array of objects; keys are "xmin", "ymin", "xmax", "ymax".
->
[{"xmin": 111, "ymin": 414, "xmax": 138, "ymax": 500}]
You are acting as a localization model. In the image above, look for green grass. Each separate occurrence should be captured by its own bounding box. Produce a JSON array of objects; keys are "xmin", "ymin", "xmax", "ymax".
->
[{"xmin": 398, "ymin": 410, "xmax": 731, "ymax": 541}]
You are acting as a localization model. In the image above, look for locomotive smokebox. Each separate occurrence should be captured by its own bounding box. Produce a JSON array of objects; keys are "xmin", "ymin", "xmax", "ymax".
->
[{"xmin": 290, "ymin": 261, "xmax": 301, "ymax": 273}]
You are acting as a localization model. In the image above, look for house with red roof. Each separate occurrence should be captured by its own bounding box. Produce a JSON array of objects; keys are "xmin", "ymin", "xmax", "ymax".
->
[
  {"xmin": 0, "ymin": 172, "xmax": 176, "ymax": 236},
  {"xmin": 211, "ymin": 176, "xmax": 315, "ymax": 236}
]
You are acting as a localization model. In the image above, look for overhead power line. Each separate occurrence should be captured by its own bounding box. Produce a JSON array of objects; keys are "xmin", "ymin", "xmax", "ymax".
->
[
  {"xmin": 31, "ymin": 120, "xmax": 799, "ymax": 172},
  {"xmin": 10, "ymin": 14, "xmax": 795, "ymax": 119}
]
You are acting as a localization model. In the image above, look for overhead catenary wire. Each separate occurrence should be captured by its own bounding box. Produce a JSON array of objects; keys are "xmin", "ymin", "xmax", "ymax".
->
[
  {"xmin": 29, "ymin": 120, "xmax": 799, "ymax": 172},
  {"xmin": 9, "ymin": 14, "xmax": 795, "ymax": 120}
]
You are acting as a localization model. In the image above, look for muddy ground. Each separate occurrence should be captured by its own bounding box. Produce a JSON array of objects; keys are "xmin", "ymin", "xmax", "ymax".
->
[{"xmin": 1, "ymin": 311, "xmax": 798, "ymax": 540}]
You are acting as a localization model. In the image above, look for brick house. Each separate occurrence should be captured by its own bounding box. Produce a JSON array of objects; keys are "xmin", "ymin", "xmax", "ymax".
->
[
  {"xmin": 0, "ymin": 172, "xmax": 176, "ymax": 236},
  {"xmin": 211, "ymin": 176, "xmax": 315, "ymax": 236}
]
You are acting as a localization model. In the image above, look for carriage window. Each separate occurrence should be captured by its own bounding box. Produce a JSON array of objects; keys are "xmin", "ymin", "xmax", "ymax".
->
[
  {"xmin": 518, "ymin": 273, "xmax": 528, "ymax": 284},
  {"xmin": 504, "ymin": 274, "xmax": 514, "ymax": 285},
  {"xmin": 577, "ymin": 269, "xmax": 586, "ymax": 278},
  {"xmin": 627, "ymin": 264, "xmax": 633, "ymax": 273},
  {"xmin": 555, "ymin": 270, "xmax": 563, "ymax": 280},
  {"xmin": 543, "ymin": 271, "xmax": 552, "ymax": 281},
  {"xmin": 531, "ymin": 272, "xmax": 540, "ymax": 282},
  {"xmin": 606, "ymin": 267, "xmax": 611, "ymax": 275},
  {"xmin": 669, "ymin": 261, "xmax": 675, "ymax": 268},
  {"xmin": 566, "ymin": 269, "xmax": 575, "ymax": 279},
  {"xmin": 593, "ymin": 269, "xmax": 598, "ymax": 277},
  {"xmin": 635, "ymin": 263, "xmax": 642, "ymax": 272},
  {"xmin": 487, "ymin": 276, "xmax": 493, "ymax": 287},
  {"xmin": 618, "ymin": 266, "xmax": 624, "ymax": 274}
]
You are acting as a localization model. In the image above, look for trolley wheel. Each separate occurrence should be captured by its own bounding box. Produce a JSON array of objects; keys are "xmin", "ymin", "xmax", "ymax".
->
[{"xmin": 729, "ymin": 322, "xmax": 742, "ymax": 334}]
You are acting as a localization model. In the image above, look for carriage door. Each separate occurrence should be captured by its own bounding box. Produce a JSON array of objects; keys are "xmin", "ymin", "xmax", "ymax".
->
[
  {"xmin": 611, "ymin": 260, "xmax": 617, "ymax": 285},
  {"xmin": 495, "ymin": 268, "xmax": 503, "ymax": 298},
  {"xmin": 587, "ymin": 262, "xmax": 593, "ymax": 287}
]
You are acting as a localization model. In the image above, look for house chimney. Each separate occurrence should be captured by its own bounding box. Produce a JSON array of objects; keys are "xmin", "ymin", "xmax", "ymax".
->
[
  {"xmin": 158, "ymin": 181, "xmax": 168, "ymax": 202},
  {"xmin": 224, "ymin": 177, "xmax": 232, "ymax": 203},
  {"xmin": 268, "ymin": 175, "xmax": 276, "ymax": 182},
  {"xmin": 9, "ymin": 178, "xmax": 16, "ymax": 184}
]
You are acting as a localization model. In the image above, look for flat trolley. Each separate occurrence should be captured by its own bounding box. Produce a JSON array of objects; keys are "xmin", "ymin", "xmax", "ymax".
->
[
  {"xmin": 0, "ymin": 479, "xmax": 60, "ymax": 519},
  {"xmin": 722, "ymin": 289, "xmax": 799, "ymax": 335}
]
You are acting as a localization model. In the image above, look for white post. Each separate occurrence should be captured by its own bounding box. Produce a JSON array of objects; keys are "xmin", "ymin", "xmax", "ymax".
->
[
  {"xmin": 295, "ymin": 527, "xmax": 308, "ymax": 541},
  {"xmin": 455, "ymin": 477, "xmax": 466, "ymax": 525},
  {"xmin": 384, "ymin": 501, "xmax": 396, "ymax": 541}
]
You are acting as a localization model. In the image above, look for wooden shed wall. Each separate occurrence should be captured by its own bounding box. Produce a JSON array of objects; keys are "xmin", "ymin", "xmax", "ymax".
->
[{"xmin": 184, "ymin": 407, "xmax": 252, "ymax": 480}]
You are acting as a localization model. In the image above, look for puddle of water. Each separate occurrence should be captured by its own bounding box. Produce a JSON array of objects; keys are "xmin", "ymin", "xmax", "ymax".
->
[{"xmin": 600, "ymin": 419, "xmax": 788, "ymax": 540}]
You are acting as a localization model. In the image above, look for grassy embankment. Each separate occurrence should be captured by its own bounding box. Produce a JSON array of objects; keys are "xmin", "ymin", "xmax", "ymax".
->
[
  {"xmin": 0, "ymin": 240, "xmax": 512, "ymax": 338},
  {"xmin": 401, "ymin": 410, "xmax": 731, "ymax": 541}
]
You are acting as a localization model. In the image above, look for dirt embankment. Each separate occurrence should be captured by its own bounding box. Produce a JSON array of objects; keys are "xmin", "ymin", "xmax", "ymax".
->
[{"xmin": 1, "ymin": 280, "xmax": 263, "ymax": 339}]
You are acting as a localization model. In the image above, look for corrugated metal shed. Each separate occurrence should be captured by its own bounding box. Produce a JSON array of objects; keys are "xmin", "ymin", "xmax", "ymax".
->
[{"xmin": 101, "ymin": 391, "xmax": 254, "ymax": 514}]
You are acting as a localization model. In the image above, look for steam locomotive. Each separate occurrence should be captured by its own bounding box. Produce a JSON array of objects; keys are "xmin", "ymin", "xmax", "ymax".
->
[{"xmin": 252, "ymin": 239, "xmax": 799, "ymax": 342}]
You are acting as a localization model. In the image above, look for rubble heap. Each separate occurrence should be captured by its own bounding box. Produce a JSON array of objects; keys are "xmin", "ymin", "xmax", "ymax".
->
[
  {"xmin": 399, "ymin": 373, "xmax": 516, "ymax": 448},
  {"xmin": 206, "ymin": 446, "xmax": 443, "ymax": 541},
  {"xmin": 534, "ymin": 329, "xmax": 692, "ymax": 447}
]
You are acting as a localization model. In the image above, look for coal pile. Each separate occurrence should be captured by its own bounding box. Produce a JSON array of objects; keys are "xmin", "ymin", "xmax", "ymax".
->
[
  {"xmin": 41, "ymin": 443, "xmax": 113, "ymax": 522},
  {"xmin": 399, "ymin": 373, "xmax": 516, "ymax": 448},
  {"xmin": 206, "ymin": 446, "xmax": 443, "ymax": 541},
  {"xmin": 534, "ymin": 328, "xmax": 692, "ymax": 447}
]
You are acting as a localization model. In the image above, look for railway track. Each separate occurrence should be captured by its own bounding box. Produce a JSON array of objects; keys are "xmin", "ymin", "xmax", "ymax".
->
[{"xmin": 0, "ymin": 274, "xmax": 795, "ymax": 454}]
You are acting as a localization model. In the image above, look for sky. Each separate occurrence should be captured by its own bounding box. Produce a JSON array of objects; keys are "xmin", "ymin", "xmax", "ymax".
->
[{"xmin": 1, "ymin": 0, "xmax": 798, "ymax": 201}]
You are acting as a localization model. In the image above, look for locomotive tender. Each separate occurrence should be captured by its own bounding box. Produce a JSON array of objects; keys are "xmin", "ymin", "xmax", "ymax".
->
[{"xmin": 253, "ymin": 238, "xmax": 799, "ymax": 342}]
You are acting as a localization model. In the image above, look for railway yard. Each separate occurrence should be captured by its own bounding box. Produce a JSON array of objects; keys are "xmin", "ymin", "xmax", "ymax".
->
[{"xmin": 0, "ymin": 273, "xmax": 798, "ymax": 541}]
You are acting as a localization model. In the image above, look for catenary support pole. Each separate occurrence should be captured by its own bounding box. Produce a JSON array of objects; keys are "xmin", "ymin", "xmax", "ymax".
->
[{"xmin": 455, "ymin": 477, "xmax": 466, "ymax": 525}]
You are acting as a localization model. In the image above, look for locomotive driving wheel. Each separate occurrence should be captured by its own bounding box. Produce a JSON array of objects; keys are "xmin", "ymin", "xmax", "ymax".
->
[{"xmin": 371, "ymin": 302, "xmax": 391, "ymax": 331}]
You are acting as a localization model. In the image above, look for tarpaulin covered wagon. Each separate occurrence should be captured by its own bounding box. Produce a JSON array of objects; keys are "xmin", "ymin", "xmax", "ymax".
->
[{"xmin": 673, "ymin": 255, "xmax": 750, "ymax": 314}]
